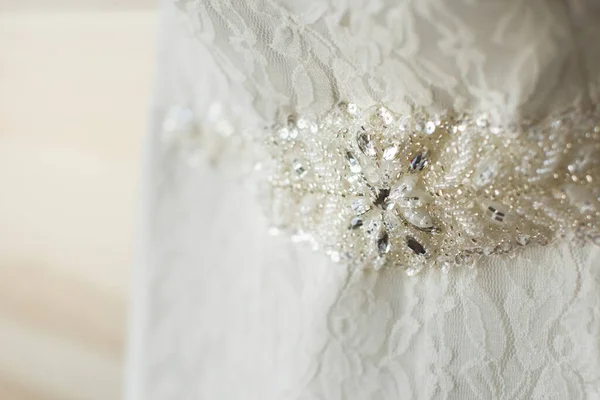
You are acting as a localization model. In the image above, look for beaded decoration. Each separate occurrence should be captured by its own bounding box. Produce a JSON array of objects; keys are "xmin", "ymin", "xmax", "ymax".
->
[
  {"xmin": 162, "ymin": 102, "xmax": 600, "ymax": 275},
  {"xmin": 260, "ymin": 103, "xmax": 600, "ymax": 274}
]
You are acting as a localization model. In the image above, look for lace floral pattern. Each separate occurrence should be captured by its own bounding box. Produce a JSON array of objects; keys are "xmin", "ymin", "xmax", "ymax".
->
[{"xmin": 176, "ymin": 0, "xmax": 598, "ymax": 121}]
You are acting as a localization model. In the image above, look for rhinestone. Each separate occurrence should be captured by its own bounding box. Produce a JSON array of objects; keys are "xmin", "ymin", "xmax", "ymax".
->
[
  {"xmin": 346, "ymin": 151, "xmax": 362, "ymax": 173},
  {"xmin": 377, "ymin": 106, "xmax": 394, "ymax": 125},
  {"xmin": 516, "ymin": 233, "xmax": 531, "ymax": 246},
  {"xmin": 377, "ymin": 230, "xmax": 391, "ymax": 255},
  {"xmin": 402, "ymin": 207, "xmax": 434, "ymax": 230},
  {"xmin": 278, "ymin": 128, "xmax": 290, "ymax": 139},
  {"xmin": 481, "ymin": 200, "xmax": 508, "ymax": 223},
  {"xmin": 383, "ymin": 145, "xmax": 399, "ymax": 160},
  {"xmin": 292, "ymin": 159, "xmax": 307, "ymax": 177},
  {"xmin": 406, "ymin": 236, "xmax": 426, "ymax": 255},
  {"xmin": 472, "ymin": 157, "xmax": 498, "ymax": 187},
  {"xmin": 393, "ymin": 189, "xmax": 432, "ymax": 208},
  {"xmin": 398, "ymin": 117, "xmax": 410, "ymax": 131},
  {"xmin": 373, "ymin": 188, "xmax": 391, "ymax": 210},
  {"xmin": 357, "ymin": 132, "xmax": 377, "ymax": 157},
  {"xmin": 351, "ymin": 199, "xmax": 371, "ymax": 215},
  {"xmin": 389, "ymin": 175, "xmax": 418, "ymax": 200},
  {"xmin": 425, "ymin": 121, "xmax": 436, "ymax": 134},
  {"xmin": 409, "ymin": 151, "xmax": 429, "ymax": 171},
  {"xmin": 349, "ymin": 217, "xmax": 363, "ymax": 230}
]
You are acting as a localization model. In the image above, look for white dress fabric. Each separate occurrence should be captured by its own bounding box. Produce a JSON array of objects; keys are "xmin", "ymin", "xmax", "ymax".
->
[{"xmin": 126, "ymin": 1, "xmax": 600, "ymax": 399}]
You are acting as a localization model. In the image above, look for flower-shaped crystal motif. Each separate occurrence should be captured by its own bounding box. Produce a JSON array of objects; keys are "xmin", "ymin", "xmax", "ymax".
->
[{"xmin": 261, "ymin": 103, "xmax": 600, "ymax": 275}]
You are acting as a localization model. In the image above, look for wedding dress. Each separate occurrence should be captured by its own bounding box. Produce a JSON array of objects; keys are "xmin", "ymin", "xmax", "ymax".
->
[{"xmin": 126, "ymin": 1, "xmax": 600, "ymax": 399}]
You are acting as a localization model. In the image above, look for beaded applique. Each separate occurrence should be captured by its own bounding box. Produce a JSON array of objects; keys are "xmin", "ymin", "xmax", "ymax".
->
[
  {"xmin": 163, "ymin": 103, "xmax": 600, "ymax": 274},
  {"xmin": 261, "ymin": 104, "xmax": 600, "ymax": 274}
]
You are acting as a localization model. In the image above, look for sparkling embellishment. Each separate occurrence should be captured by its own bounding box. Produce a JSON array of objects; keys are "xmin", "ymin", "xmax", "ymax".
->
[
  {"xmin": 383, "ymin": 145, "xmax": 399, "ymax": 160},
  {"xmin": 425, "ymin": 121, "xmax": 436, "ymax": 135},
  {"xmin": 406, "ymin": 236, "xmax": 426, "ymax": 255},
  {"xmin": 377, "ymin": 230, "xmax": 391, "ymax": 255},
  {"xmin": 346, "ymin": 151, "xmax": 362, "ymax": 173},
  {"xmin": 409, "ymin": 151, "xmax": 429, "ymax": 171},
  {"xmin": 168, "ymin": 102, "xmax": 600, "ymax": 274},
  {"xmin": 357, "ymin": 131, "xmax": 377, "ymax": 157},
  {"xmin": 259, "ymin": 104, "xmax": 600, "ymax": 273},
  {"xmin": 292, "ymin": 159, "xmax": 307, "ymax": 177}
]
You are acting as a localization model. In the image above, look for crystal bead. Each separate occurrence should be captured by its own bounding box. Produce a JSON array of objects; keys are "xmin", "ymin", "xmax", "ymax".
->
[
  {"xmin": 383, "ymin": 145, "xmax": 399, "ymax": 160},
  {"xmin": 351, "ymin": 199, "xmax": 371, "ymax": 215},
  {"xmin": 346, "ymin": 151, "xmax": 362, "ymax": 173},
  {"xmin": 409, "ymin": 150, "xmax": 429, "ymax": 171},
  {"xmin": 397, "ymin": 117, "xmax": 410, "ymax": 132},
  {"xmin": 481, "ymin": 200, "xmax": 508, "ymax": 223},
  {"xmin": 401, "ymin": 207, "xmax": 434, "ymax": 230},
  {"xmin": 373, "ymin": 188, "xmax": 391, "ymax": 210},
  {"xmin": 278, "ymin": 128, "xmax": 290, "ymax": 140},
  {"xmin": 472, "ymin": 157, "xmax": 498, "ymax": 188},
  {"xmin": 377, "ymin": 230, "xmax": 391, "ymax": 255},
  {"xmin": 357, "ymin": 132, "xmax": 377, "ymax": 157},
  {"xmin": 516, "ymin": 232, "xmax": 531, "ymax": 246},
  {"xmin": 376, "ymin": 106, "xmax": 394, "ymax": 125},
  {"xmin": 406, "ymin": 236, "xmax": 426, "ymax": 255},
  {"xmin": 292, "ymin": 159, "xmax": 307, "ymax": 177},
  {"xmin": 393, "ymin": 189, "xmax": 432, "ymax": 208},
  {"xmin": 349, "ymin": 217, "xmax": 363, "ymax": 230},
  {"xmin": 389, "ymin": 175, "xmax": 418, "ymax": 200},
  {"xmin": 425, "ymin": 121, "xmax": 436, "ymax": 135}
]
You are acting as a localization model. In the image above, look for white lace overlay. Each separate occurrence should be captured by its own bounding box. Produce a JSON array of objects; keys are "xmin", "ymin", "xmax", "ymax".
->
[
  {"xmin": 127, "ymin": 1, "xmax": 600, "ymax": 399},
  {"xmin": 176, "ymin": 0, "xmax": 600, "ymax": 122}
]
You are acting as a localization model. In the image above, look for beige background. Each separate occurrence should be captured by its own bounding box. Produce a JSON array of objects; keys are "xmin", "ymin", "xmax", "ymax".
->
[{"xmin": 0, "ymin": 2, "xmax": 156, "ymax": 399}]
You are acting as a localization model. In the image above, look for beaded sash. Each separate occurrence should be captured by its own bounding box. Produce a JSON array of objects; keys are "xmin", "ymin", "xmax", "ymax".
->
[{"xmin": 164, "ymin": 103, "xmax": 600, "ymax": 275}]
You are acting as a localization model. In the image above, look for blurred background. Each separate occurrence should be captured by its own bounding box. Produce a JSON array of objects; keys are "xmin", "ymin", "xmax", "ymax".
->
[{"xmin": 0, "ymin": 1, "xmax": 156, "ymax": 398}]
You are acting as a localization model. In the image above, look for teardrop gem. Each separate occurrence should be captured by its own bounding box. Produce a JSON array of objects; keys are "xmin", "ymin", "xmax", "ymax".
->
[
  {"xmin": 377, "ymin": 230, "xmax": 391, "ymax": 255},
  {"xmin": 357, "ymin": 132, "xmax": 377, "ymax": 157},
  {"xmin": 346, "ymin": 151, "xmax": 362, "ymax": 173},
  {"xmin": 401, "ymin": 207, "xmax": 434, "ymax": 230},
  {"xmin": 406, "ymin": 236, "xmax": 426, "ymax": 255}
]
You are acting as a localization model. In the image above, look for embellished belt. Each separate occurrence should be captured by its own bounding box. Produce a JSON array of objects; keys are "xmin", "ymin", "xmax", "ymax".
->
[{"xmin": 164, "ymin": 103, "xmax": 600, "ymax": 275}]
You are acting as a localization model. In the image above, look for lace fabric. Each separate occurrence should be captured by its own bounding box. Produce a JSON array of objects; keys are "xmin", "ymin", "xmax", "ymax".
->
[
  {"xmin": 176, "ymin": 0, "xmax": 600, "ymax": 123},
  {"xmin": 126, "ymin": 1, "xmax": 600, "ymax": 399}
]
